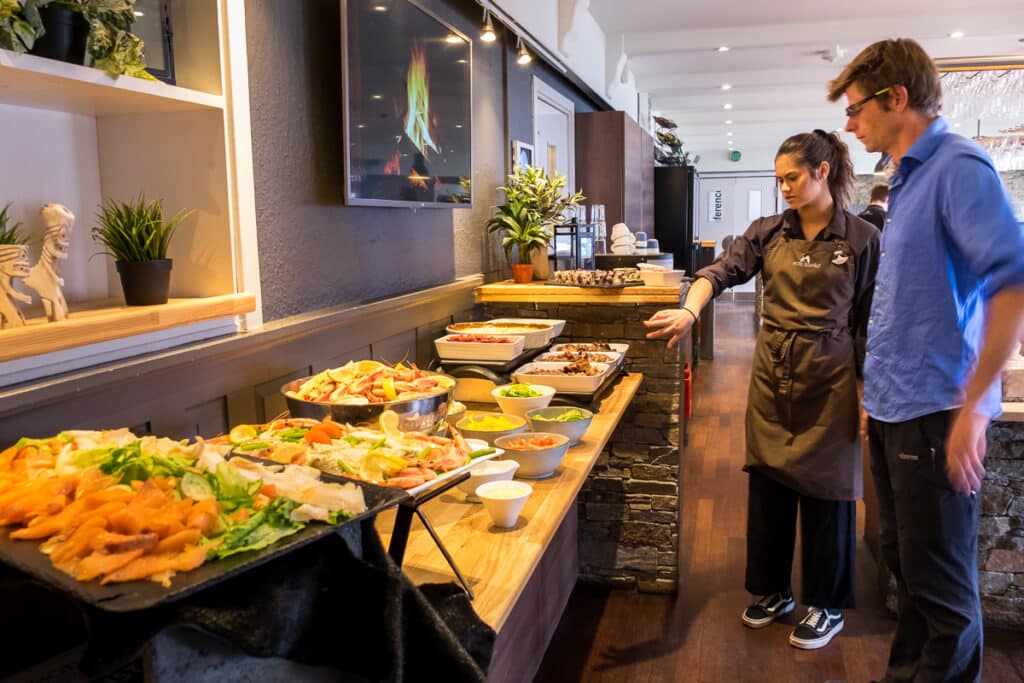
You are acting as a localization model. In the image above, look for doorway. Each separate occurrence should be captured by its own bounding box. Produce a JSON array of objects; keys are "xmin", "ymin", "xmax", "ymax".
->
[{"xmin": 532, "ymin": 77, "xmax": 575, "ymax": 191}]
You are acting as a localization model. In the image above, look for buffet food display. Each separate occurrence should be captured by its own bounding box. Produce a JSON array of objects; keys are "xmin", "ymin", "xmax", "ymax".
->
[
  {"xmin": 0, "ymin": 429, "xmax": 368, "ymax": 590},
  {"xmin": 551, "ymin": 268, "xmax": 643, "ymax": 287},
  {"xmin": 446, "ymin": 321, "xmax": 555, "ymax": 349},
  {"xmin": 434, "ymin": 333, "xmax": 525, "ymax": 361},
  {"xmin": 285, "ymin": 360, "xmax": 453, "ymax": 404}
]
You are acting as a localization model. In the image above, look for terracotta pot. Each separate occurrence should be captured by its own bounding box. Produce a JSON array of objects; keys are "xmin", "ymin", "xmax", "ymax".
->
[{"xmin": 511, "ymin": 263, "xmax": 534, "ymax": 284}]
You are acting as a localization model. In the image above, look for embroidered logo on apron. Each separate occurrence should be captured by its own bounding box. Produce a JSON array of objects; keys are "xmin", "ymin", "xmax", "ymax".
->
[
  {"xmin": 831, "ymin": 248, "xmax": 849, "ymax": 265},
  {"xmin": 792, "ymin": 253, "xmax": 822, "ymax": 269}
]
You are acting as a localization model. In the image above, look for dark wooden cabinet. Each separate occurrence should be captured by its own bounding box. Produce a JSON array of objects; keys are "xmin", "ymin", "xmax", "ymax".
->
[{"xmin": 575, "ymin": 111, "xmax": 654, "ymax": 238}]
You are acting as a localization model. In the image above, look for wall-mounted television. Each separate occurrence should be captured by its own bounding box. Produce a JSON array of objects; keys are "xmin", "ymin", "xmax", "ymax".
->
[{"xmin": 342, "ymin": 0, "xmax": 472, "ymax": 208}]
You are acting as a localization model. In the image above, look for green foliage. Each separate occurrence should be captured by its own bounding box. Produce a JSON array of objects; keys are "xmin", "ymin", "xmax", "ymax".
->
[
  {"xmin": 92, "ymin": 195, "xmax": 193, "ymax": 262},
  {"xmin": 0, "ymin": 202, "xmax": 27, "ymax": 246},
  {"xmin": 500, "ymin": 166, "xmax": 584, "ymax": 228},
  {"xmin": 485, "ymin": 200, "xmax": 549, "ymax": 265},
  {"xmin": 0, "ymin": 0, "xmax": 45, "ymax": 53}
]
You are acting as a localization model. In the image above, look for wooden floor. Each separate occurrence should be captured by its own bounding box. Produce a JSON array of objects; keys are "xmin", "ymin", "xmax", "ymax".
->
[{"xmin": 535, "ymin": 300, "xmax": 1024, "ymax": 683}]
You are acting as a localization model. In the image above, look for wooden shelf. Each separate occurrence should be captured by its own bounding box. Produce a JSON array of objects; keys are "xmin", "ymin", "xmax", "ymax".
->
[
  {"xmin": 375, "ymin": 373, "xmax": 642, "ymax": 631},
  {"xmin": 0, "ymin": 293, "xmax": 255, "ymax": 363},
  {"xmin": 475, "ymin": 280, "xmax": 684, "ymax": 304},
  {"xmin": 0, "ymin": 49, "xmax": 224, "ymax": 115}
]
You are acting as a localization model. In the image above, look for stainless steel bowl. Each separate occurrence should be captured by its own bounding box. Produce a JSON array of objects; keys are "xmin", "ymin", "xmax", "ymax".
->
[{"xmin": 281, "ymin": 377, "xmax": 453, "ymax": 434}]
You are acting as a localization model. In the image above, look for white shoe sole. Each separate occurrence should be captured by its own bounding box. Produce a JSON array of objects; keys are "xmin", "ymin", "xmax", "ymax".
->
[
  {"xmin": 789, "ymin": 620, "xmax": 843, "ymax": 649},
  {"xmin": 741, "ymin": 600, "xmax": 794, "ymax": 629}
]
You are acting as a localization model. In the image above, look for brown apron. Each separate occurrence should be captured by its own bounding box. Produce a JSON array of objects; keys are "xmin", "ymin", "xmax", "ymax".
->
[{"xmin": 745, "ymin": 229, "xmax": 862, "ymax": 501}]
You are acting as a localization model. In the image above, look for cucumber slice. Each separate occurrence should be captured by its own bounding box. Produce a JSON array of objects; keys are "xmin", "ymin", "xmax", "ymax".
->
[{"xmin": 181, "ymin": 471, "xmax": 216, "ymax": 501}]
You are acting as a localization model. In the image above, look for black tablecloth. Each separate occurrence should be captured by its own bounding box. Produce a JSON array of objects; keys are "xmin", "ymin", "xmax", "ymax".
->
[{"xmin": 1, "ymin": 520, "xmax": 494, "ymax": 682}]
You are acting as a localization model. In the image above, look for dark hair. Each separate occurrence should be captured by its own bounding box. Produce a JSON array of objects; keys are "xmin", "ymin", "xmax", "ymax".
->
[
  {"xmin": 827, "ymin": 38, "xmax": 942, "ymax": 116},
  {"xmin": 776, "ymin": 130, "xmax": 854, "ymax": 209},
  {"xmin": 869, "ymin": 183, "xmax": 890, "ymax": 202}
]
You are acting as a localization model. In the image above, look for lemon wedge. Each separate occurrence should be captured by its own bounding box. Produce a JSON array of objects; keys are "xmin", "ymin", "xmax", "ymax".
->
[
  {"xmin": 229, "ymin": 424, "xmax": 258, "ymax": 443},
  {"xmin": 378, "ymin": 410, "xmax": 402, "ymax": 438},
  {"xmin": 359, "ymin": 451, "xmax": 408, "ymax": 481},
  {"xmin": 356, "ymin": 359, "xmax": 385, "ymax": 374},
  {"xmin": 382, "ymin": 376, "xmax": 397, "ymax": 401}
]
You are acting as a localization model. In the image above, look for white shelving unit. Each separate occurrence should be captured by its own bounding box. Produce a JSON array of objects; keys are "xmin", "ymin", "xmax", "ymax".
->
[{"xmin": 0, "ymin": 0, "xmax": 261, "ymax": 386}]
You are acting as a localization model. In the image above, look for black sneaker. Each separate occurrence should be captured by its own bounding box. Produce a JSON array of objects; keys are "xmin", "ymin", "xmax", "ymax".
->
[
  {"xmin": 741, "ymin": 592, "xmax": 795, "ymax": 628},
  {"xmin": 788, "ymin": 607, "xmax": 844, "ymax": 649}
]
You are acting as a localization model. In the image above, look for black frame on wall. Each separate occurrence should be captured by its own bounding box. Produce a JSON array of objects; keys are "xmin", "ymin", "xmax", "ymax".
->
[
  {"xmin": 134, "ymin": 0, "xmax": 175, "ymax": 85},
  {"xmin": 340, "ymin": 0, "xmax": 474, "ymax": 209}
]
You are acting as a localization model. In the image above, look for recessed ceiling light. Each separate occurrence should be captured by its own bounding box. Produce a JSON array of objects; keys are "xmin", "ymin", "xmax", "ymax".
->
[
  {"xmin": 724, "ymin": 119, "xmax": 733, "ymax": 124},
  {"xmin": 457, "ymin": 59, "xmax": 468, "ymax": 64},
  {"xmin": 455, "ymin": 124, "xmax": 463, "ymax": 128},
  {"xmin": 372, "ymin": 4, "xmax": 387, "ymax": 11},
  {"xmin": 133, "ymin": 10, "xmax": 144, "ymax": 16},
  {"xmin": 949, "ymin": 30, "xmax": 965, "ymax": 39},
  {"xmin": 445, "ymin": 34, "xmax": 463, "ymax": 44},
  {"xmin": 721, "ymin": 84, "xmax": 732, "ymax": 91},
  {"xmin": 371, "ymin": 94, "xmax": 382, "ymax": 100},
  {"xmin": 357, "ymin": 124, "xmax": 366, "ymax": 128},
  {"xmin": 954, "ymin": 122, "xmax": 961, "ymax": 127},
  {"xmin": 727, "ymin": 132, "xmax": 733, "ymax": 136},
  {"xmin": 717, "ymin": 46, "xmax": 730, "ymax": 52},
  {"xmin": 723, "ymin": 103, "xmax": 733, "ymax": 110}
]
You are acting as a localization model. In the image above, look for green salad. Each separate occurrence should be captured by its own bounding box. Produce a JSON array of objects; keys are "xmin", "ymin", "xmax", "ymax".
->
[
  {"xmin": 532, "ymin": 408, "xmax": 589, "ymax": 422},
  {"xmin": 499, "ymin": 384, "xmax": 543, "ymax": 398}
]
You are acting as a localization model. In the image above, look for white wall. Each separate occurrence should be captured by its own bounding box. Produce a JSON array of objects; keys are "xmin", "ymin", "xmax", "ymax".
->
[{"xmin": 690, "ymin": 132, "xmax": 879, "ymax": 174}]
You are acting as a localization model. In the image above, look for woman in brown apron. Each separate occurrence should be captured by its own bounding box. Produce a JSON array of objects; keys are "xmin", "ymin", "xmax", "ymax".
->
[{"xmin": 645, "ymin": 130, "xmax": 880, "ymax": 650}]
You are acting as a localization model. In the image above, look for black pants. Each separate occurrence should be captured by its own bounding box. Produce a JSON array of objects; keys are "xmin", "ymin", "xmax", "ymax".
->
[
  {"xmin": 745, "ymin": 468, "xmax": 856, "ymax": 609},
  {"xmin": 868, "ymin": 411, "xmax": 982, "ymax": 683}
]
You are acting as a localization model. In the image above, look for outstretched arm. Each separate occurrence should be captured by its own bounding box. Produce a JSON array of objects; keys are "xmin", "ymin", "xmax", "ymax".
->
[
  {"xmin": 946, "ymin": 284, "xmax": 1024, "ymax": 495},
  {"xmin": 644, "ymin": 277, "xmax": 714, "ymax": 349}
]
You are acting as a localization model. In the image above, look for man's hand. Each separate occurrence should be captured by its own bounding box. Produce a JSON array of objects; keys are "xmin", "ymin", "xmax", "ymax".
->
[
  {"xmin": 859, "ymin": 406, "xmax": 869, "ymax": 440},
  {"xmin": 644, "ymin": 308, "xmax": 697, "ymax": 349},
  {"xmin": 945, "ymin": 405, "xmax": 989, "ymax": 497}
]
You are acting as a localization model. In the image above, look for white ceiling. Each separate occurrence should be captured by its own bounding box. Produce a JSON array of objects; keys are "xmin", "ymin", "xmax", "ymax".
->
[{"xmin": 589, "ymin": 0, "xmax": 1024, "ymax": 165}]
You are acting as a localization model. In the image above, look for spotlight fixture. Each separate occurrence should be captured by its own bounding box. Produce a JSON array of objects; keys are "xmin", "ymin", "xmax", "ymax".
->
[
  {"xmin": 717, "ymin": 45, "xmax": 730, "ymax": 52},
  {"xmin": 724, "ymin": 119, "xmax": 733, "ymax": 124},
  {"xmin": 445, "ymin": 34, "xmax": 463, "ymax": 44},
  {"xmin": 516, "ymin": 36, "xmax": 532, "ymax": 65},
  {"xmin": 727, "ymin": 132, "xmax": 733, "ymax": 136},
  {"xmin": 723, "ymin": 103, "xmax": 733, "ymax": 110},
  {"xmin": 480, "ymin": 9, "xmax": 496, "ymax": 43},
  {"xmin": 949, "ymin": 30, "xmax": 965, "ymax": 39},
  {"xmin": 371, "ymin": 4, "xmax": 387, "ymax": 11},
  {"xmin": 721, "ymin": 83, "xmax": 732, "ymax": 91}
]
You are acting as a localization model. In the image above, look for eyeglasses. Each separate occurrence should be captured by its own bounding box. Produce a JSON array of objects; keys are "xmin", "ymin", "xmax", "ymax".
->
[{"xmin": 845, "ymin": 87, "xmax": 891, "ymax": 118}]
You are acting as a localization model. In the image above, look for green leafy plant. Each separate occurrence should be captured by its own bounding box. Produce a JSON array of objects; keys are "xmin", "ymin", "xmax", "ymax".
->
[
  {"xmin": 0, "ymin": 0, "xmax": 45, "ymax": 53},
  {"xmin": 499, "ymin": 166, "xmax": 584, "ymax": 228},
  {"xmin": 0, "ymin": 202, "xmax": 28, "ymax": 246},
  {"xmin": 92, "ymin": 195, "xmax": 193, "ymax": 262},
  {"xmin": 485, "ymin": 200, "xmax": 550, "ymax": 265},
  {"xmin": 34, "ymin": 0, "xmax": 153, "ymax": 79}
]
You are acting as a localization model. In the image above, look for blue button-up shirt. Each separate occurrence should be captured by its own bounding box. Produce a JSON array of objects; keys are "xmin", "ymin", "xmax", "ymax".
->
[{"xmin": 864, "ymin": 117, "xmax": 1024, "ymax": 423}]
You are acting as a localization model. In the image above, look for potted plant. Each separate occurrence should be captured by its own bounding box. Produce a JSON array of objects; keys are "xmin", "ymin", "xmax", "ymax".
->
[
  {"xmin": 493, "ymin": 166, "xmax": 584, "ymax": 280},
  {"xmin": 92, "ymin": 195, "xmax": 192, "ymax": 306},
  {"xmin": 486, "ymin": 199, "xmax": 551, "ymax": 283}
]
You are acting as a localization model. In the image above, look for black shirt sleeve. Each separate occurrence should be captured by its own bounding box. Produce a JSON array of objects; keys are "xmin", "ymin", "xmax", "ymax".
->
[
  {"xmin": 694, "ymin": 216, "xmax": 781, "ymax": 296},
  {"xmin": 849, "ymin": 213, "xmax": 881, "ymax": 375}
]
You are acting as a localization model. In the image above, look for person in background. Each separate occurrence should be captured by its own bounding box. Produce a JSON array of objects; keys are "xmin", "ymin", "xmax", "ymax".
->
[
  {"xmin": 645, "ymin": 130, "xmax": 879, "ymax": 650},
  {"xmin": 829, "ymin": 38, "xmax": 1024, "ymax": 683},
  {"xmin": 859, "ymin": 183, "xmax": 889, "ymax": 231}
]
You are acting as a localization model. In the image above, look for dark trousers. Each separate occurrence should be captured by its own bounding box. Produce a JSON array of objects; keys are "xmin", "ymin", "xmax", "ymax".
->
[
  {"xmin": 868, "ymin": 410, "xmax": 982, "ymax": 683},
  {"xmin": 745, "ymin": 468, "xmax": 856, "ymax": 609}
]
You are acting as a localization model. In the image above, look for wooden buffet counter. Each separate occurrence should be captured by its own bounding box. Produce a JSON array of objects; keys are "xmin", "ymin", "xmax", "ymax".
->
[
  {"xmin": 474, "ymin": 280, "xmax": 683, "ymax": 304},
  {"xmin": 376, "ymin": 373, "xmax": 642, "ymax": 683}
]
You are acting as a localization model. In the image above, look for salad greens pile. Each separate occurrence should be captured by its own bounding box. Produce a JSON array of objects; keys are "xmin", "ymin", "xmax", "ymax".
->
[{"xmin": 500, "ymin": 384, "xmax": 543, "ymax": 398}]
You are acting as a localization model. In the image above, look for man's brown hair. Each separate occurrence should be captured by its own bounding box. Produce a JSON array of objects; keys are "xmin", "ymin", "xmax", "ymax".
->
[
  {"xmin": 827, "ymin": 38, "xmax": 942, "ymax": 116},
  {"xmin": 869, "ymin": 183, "xmax": 890, "ymax": 203}
]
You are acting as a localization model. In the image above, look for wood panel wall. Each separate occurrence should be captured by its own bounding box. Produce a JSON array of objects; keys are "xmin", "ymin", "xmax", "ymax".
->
[{"xmin": 0, "ymin": 277, "xmax": 482, "ymax": 445}]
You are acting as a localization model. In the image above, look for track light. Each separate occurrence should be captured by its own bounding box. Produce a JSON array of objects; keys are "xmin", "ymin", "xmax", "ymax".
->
[
  {"xmin": 480, "ymin": 9, "xmax": 496, "ymax": 43},
  {"xmin": 516, "ymin": 36, "xmax": 532, "ymax": 65}
]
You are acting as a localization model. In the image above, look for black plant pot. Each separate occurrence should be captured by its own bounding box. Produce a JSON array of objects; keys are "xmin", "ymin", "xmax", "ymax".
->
[
  {"xmin": 30, "ymin": 6, "xmax": 89, "ymax": 65},
  {"xmin": 116, "ymin": 259, "xmax": 172, "ymax": 306}
]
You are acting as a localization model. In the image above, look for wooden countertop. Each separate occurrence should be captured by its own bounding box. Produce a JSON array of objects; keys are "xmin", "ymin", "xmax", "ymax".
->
[
  {"xmin": 375, "ymin": 373, "xmax": 642, "ymax": 631},
  {"xmin": 998, "ymin": 403, "xmax": 1024, "ymax": 423},
  {"xmin": 475, "ymin": 281, "xmax": 683, "ymax": 304}
]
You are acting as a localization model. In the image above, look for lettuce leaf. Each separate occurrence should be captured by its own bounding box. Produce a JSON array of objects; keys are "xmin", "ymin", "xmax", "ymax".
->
[
  {"xmin": 212, "ymin": 497, "xmax": 304, "ymax": 559},
  {"xmin": 98, "ymin": 442, "xmax": 190, "ymax": 484}
]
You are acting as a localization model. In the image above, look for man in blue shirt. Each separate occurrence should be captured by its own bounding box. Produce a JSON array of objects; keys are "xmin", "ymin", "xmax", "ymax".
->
[{"xmin": 828, "ymin": 39, "xmax": 1024, "ymax": 682}]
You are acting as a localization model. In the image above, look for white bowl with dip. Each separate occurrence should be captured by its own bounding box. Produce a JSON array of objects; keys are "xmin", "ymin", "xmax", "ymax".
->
[
  {"xmin": 476, "ymin": 480, "xmax": 533, "ymax": 528},
  {"xmin": 458, "ymin": 459, "xmax": 520, "ymax": 501}
]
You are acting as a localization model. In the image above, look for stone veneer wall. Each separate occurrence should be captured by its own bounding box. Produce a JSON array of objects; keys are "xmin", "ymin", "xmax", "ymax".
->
[
  {"xmin": 482, "ymin": 300, "xmax": 684, "ymax": 593},
  {"xmin": 978, "ymin": 421, "xmax": 1024, "ymax": 627},
  {"xmin": 852, "ymin": 170, "xmax": 1024, "ymax": 219}
]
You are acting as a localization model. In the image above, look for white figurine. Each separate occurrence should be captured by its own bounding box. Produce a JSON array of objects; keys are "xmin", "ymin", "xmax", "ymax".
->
[
  {"xmin": 23, "ymin": 203, "xmax": 73, "ymax": 322},
  {"xmin": 0, "ymin": 244, "xmax": 32, "ymax": 328}
]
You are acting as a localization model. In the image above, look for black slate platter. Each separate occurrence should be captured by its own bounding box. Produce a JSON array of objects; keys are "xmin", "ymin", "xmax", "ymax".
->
[{"xmin": 0, "ymin": 460, "xmax": 408, "ymax": 612}]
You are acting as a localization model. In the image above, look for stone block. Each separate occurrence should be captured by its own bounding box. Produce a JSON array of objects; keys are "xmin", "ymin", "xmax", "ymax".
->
[
  {"xmin": 615, "ymin": 544, "xmax": 659, "ymax": 573},
  {"xmin": 573, "ymin": 322, "xmax": 625, "ymax": 338},
  {"xmin": 578, "ymin": 574, "xmax": 638, "ymax": 591},
  {"xmin": 579, "ymin": 540, "xmax": 618, "ymax": 567},
  {"xmin": 652, "ymin": 495, "xmax": 678, "ymax": 511},
  {"xmin": 590, "ymin": 477, "xmax": 626, "ymax": 493},
  {"xmin": 658, "ymin": 551, "xmax": 677, "ymax": 567},
  {"xmin": 632, "ymin": 463, "xmax": 674, "ymax": 480},
  {"xmin": 981, "ymin": 594, "xmax": 1024, "ymax": 628},
  {"xmin": 626, "ymin": 493, "xmax": 653, "ymax": 505},
  {"xmin": 634, "ymin": 413, "xmax": 676, "ymax": 428},
  {"xmin": 630, "ymin": 510, "xmax": 678, "ymax": 525},
  {"xmin": 982, "ymin": 488, "xmax": 1013, "ymax": 515},
  {"xmin": 1009, "ymin": 498, "xmax": 1024, "ymax": 517},
  {"xmin": 986, "ymin": 549, "xmax": 1024, "ymax": 573},
  {"xmin": 638, "ymin": 578, "xmax": 678, "ymax": 594},
  {"xmin": 579, "ymin": 524, "xmax": 616, "ymax": 543},
  {"xmin": 651, "ymin": 450, "xmax": 680, "ymax": 467},
  {"xmin": 626, "ymin": 480, "xmax": 678, "ymax": 496},
  {"xmin": 995, "ymin": 536, "xmax": 1024, "ymax": 552},
  {"xmin": 619, "ymin": 521, "xmax": 673, "ymax": 547},
  {"xmin": 583, "ymin": 490, "xmax": 627, "ymax": 505},
  {"xmin": 979, "ymin": 571, "xmax": 1013, "ymax": 595},
  {"xmin": 587, "ymin": 503, "xmax": 630, "ymax": 521}
]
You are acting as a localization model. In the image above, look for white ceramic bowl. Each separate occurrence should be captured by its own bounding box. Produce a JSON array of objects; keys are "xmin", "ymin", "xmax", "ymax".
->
[
  {"xmin": 458, "ymin": 459, "xmax": 519, "ymax": 501},
  {"xmin": 525, "ymin": 406, "xmax": 594, "ymax": 446},
  {"xmin": 445, "ymin": 400, "xmax": 467, "ymax": 427},
  {"xmin": 476, "ymin": 480, "xmax": 533, "ymax": 528},
  {"xmin": 455, "ymin": 412, "xmax": 527, "ymax": 445},
  {"xmin": 491, "ymin": 384, "xmax": 556, "ymax": 417},
  {"xmin": 494, "ymin": 432, "xmax": 572, "ymax": 479},
  {"xmin": 640, "ymin": 269, "xmax": 686, "ymax": 287}
]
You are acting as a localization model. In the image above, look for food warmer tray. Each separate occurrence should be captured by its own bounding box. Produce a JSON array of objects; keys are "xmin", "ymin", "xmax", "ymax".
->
[
  {"xmin": 0, "ymin": 461, "xmax": 408, "ymax": 613},
  {"xmin": 436, "ymin": 344, "xmax": 546, "ymax": 374}
]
